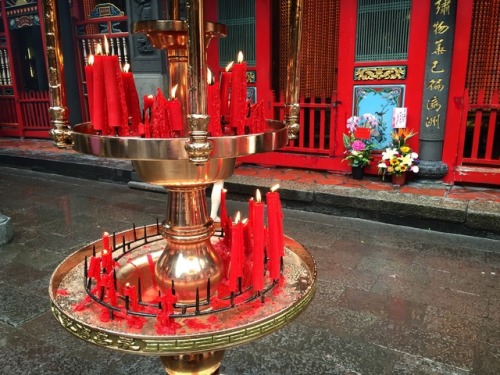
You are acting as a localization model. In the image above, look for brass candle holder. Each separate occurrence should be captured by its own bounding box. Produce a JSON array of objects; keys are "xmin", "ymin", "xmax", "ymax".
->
[{"xmin": 44, "ymin": 0, "xmax": 312, "ymax": 374}]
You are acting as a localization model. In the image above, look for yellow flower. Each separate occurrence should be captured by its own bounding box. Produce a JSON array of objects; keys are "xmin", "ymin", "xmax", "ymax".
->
[
  {"xmin": 400, "ymin": 146, "xmax": 410, "ymax": 154},
  {"xmin": 400, "ymin": 165, "xmax": 408, "ymax": 172},
  {"xmin": 390, "ymin": 157, "xmax": 399, "ymax": 166}
]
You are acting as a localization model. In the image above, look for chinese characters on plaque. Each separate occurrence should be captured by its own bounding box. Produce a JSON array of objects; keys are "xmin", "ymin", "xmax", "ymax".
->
[{"xmin": 420, "ymin": 0, "xmax": 457, "ymax": 141}]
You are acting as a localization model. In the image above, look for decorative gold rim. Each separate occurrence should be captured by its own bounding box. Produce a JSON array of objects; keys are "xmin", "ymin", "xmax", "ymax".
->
[
  {"xmin": 71, "ymin": 120, "xmax": 288, "ymax": 161},
  {"xmin": 49, "ymin": 226, "xmax": 317, "ymax": 355}
]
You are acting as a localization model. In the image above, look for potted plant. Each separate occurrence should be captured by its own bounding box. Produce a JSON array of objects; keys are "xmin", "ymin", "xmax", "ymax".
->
[
  {"xmin": 378, "ymin": 128, "xmax": 420, "ymax": 185},
  {"xmin": 342, "ymin": 114, "xmax": 379, "ymax": 179}
]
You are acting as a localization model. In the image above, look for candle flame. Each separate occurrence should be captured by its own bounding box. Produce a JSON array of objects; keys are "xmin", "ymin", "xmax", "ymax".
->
[
  {"xmin": 242, "ymin": 218, "xmax": 248, "ymax": 225},
  {"xmin": 171, "ymin": 84, "xmax": 178, "ymax": 99},
  {"xmin": 256, "ymin": 189, "xmax": 262, "ymax": 202},
  {"xmin": 237, "ymin": 51, "xmax": 244, "ymax": 63},
  {"xmin": 235, "ymin": 211, "xmax": 241, "ymax": 223},
  {"xmin": 123, "ymin": 63, "xmax": 130, "ymax": 73},
  {"xmin": 225, "ymin": 61, "xmax": 234, "ymax": 72},
  {"xmin": 125, "ymin": 282, "xmax": 130, "ymax": 288},
  {"xmin": 207, "ymin": 68, "xmax": 213, "ymax": 85},
  {"xmin": 95, "ymin": 43, "xmax": 103, "ymax": 56},
  {"xmin": 270, "ymin": 184, "xmax": 280, "ymax": 192},
  {"xmin": 88, "ymin": 55, "xmax": 94, "ymax": 66},
  {"xmin": 103, "ymin": 36, "xmax": 109, "ymax": 55}
]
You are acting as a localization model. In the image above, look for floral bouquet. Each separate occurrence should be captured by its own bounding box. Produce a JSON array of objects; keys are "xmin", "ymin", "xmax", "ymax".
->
[
  {"xmin": 378, "ymin": 128, "xmax": 419, "ymax": 177},
  {"xmin": 342, "ymin": 113, "xmax": 380, "ymax": 168}
]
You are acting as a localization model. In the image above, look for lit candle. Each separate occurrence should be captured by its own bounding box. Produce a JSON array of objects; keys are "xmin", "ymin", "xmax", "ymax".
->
[
  {"xmin": 229, "ymin": 212, "xmax": 244, "ymax": 292},
  {"xmin": 142, "ymin": 95, "xmax": 154, "ymax": 138},
  {"xmin": 266, "ymin": 184, "xmax": 283, "ymax": 280},
  {"xmin": 143, "ymin": 95, "xmax": 154, "ymax": 121},
  {"xmin": 84, "ymin": 55, "xmax": 95, "ymax": 125},
  {"xmin": 166, "ymin": 84, "xmax": 183, "ymax": 136},
  {"xmin": 220, "ymin": 61, "xmax": 233, "ymax": 121},
  {"xmin": 102, "ymin": 231, "xmax": 110, "ymax": 250},
  {"xmin": 92, "ymin": 44, "xmax": 106, "ymax": 132},
  {"xmin": 121, "ymin": 63, "xmax": 142, "ymax": 133},
  {"xmin": 252, "ymin": 190, "xmax": 265, "ymax": 292},
  {"xmin": 101, "ymin": 36, "xmax": 128, "ymax": 133},
  {"xmin": 229, "ymin": 52, "xmax": 247, "ymax": 135},
  {"xmin": 207, "ymin": 68, "xmax": 222, "ymax": 136},
  {"xmin": 123, "ymin": 282, "xmax": 139, "ymax": 311}
]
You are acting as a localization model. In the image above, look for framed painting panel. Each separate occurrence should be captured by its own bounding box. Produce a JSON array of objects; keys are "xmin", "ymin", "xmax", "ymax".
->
[{"xmin": 353, "ymin": 85, "xmax": 405, "ymax": 150}]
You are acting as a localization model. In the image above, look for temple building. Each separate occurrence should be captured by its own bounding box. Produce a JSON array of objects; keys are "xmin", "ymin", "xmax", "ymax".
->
[{"xmin": 0, "ymin": 0, "xmax": 498, "ymax": 185}]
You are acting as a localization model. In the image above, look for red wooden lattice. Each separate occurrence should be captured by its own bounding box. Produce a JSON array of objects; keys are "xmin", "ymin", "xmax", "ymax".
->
[
  {"xmin": 458, "ymin": 89, "xmax": 500, "ymax": 167},
  {"xmin": 272, "ymin": 91, "xmax": 336, "ymax": 156},
  {"xmin": 18, "ymin": 90, "xmax": 50, "ymax": 133}
]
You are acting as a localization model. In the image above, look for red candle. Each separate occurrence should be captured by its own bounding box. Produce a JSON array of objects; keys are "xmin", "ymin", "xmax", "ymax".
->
[
  {"xmin": 248, "ymin": 100, "xmax": 267, "ymax": 133},
  {"xmin": 151, "ymin": 89, "xmax": 168, "ymax": 138},
  {"xmin": 102, "ymin": 273, "xmax": 117, "ymax": 306},
  {"xmin": 160, "ymin": 289, "xmax": 177, "ymax": 317},
  {"xmin": 229, "ymin": 212, "xmax": 244, "ymax": 292},
  {"xmin": 167, "ymin": 84, "xmax": 183, "ymax": 136},
  {"xmin": 252, "ymin": 190, "xmax": 265, "ymax": 292},
  {"xmin": 143, "ymin": 94, "xmax": 154, "ymax": 122},
  {"xmin": 121, "ymin": 63, "xmax": 142, "ymax": 133},
  {"xmin": 123, "ymin": 282, "xmax": 139, "ymax": 311},
  {"xmin": 229, "ymin": 52, "xmax": 247, "ymax": 135},
  {"xmin": 101, "ymin": 37, "xmax": 128, "ymax": 133},
  {"xmin": 84, "ymin": 55, "xmax": 95, "ymax": 125},
  {"xmin": 92, "ymin": 50, "xmax": 106, "ymax": 132},
  {"xmin": 87, "ymin": 256, "xmax": 101, "ymax": 282},
  {"xmin": 220, "ymin": 188, "xmax": 230, "ymax": 244},
  {"xmin": 101, "ymin": 249, "xmax": 113, "ymax": 273},
  {"xmin": 207, "ymin": 69, "xmax": 222, "ymax": 136},
  {"xmin": 220, "ymin": 61, "xmax": 233, "ymax": 120},
  {"xmin": 266, "ymin": 184, "xmax": 283, "ymax": 280},
  {"xmin": 102, "ymin": 231, "xmax": 110, "ymax": 250}
]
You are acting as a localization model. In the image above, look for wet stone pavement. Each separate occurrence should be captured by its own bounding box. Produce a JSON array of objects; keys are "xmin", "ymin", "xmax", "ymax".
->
[{"xmin": 0, "ymin": 166, "xmax": 499, "ymax": 375}]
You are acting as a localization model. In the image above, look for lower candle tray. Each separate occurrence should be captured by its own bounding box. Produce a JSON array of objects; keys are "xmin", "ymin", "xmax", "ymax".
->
[{"xmin": 49, "ymin": 225, "xmax": 317, "ymax": 355}]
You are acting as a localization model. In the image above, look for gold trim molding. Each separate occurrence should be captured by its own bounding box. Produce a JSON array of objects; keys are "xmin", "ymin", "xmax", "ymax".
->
[{"xmin": 354, "ymin": 66, "xmax": 407, "ymax": 81}]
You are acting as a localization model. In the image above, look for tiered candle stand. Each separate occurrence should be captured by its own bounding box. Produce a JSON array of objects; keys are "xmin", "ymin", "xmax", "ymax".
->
[{"xmin": 45, "ymin": 0, "xmax": 313, "ymax": 373}]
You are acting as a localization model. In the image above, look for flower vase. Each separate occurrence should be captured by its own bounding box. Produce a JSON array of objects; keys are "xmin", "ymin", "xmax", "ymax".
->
[
  {"xmin": 351, "ymin": 166, "xmax": 365, "ymax": 180},
  {"xmin": 391, "ymin": 172, "xmax": 407, "ymax": 186}
]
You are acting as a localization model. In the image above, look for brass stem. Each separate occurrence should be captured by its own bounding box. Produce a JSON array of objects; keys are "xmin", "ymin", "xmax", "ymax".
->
[
  {"xmin": 155, "ymin": 184, "xmax": 223, "ymax": 303},
  {"xmin": 284, "ymin": 0, "xmax": 304, "ymax": 140},
  {"xmin": 42, "ymin": 0, "xmax": 72, "ymax": 148}
]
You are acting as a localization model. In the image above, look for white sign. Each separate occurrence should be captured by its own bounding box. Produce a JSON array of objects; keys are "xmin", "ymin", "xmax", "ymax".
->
[{"xmin": 392, "ymin": 107, "xmax": 407, "ymax": 128}]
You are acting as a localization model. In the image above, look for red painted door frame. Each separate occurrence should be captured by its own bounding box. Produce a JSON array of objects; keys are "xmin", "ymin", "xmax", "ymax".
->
[
  {"xmin": 336, "ymin": 0, "xmax": 429, "ymax": 175},
  {"xmin": 243, "ymin": 1, "xmax": 430, "ymax": 173}
]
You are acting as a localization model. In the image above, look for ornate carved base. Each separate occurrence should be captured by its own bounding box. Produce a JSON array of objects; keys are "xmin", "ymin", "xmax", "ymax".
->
[{"xmin": 417, "ymin": 160, "xmax": 449, "ymax": 180}]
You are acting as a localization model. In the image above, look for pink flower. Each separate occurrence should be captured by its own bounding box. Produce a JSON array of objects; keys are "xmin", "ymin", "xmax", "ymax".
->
[{"xmin": 351, "ymin": 140, "xmax": 366, "ymax": 151}]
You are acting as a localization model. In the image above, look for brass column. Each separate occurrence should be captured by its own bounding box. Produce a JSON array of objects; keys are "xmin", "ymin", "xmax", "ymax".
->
[
  {"xmin": 284, "ymin": 0, "xmax": 304, "ymax": 140},
  {"xmin": 42, "ymin": 0, "xmax": 72, "ymax": 148}
]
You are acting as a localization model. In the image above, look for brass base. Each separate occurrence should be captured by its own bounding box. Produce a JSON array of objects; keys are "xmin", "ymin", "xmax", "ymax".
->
[{"xmin": 160, "ymin": 351, "xmax": 224, "ymax": 375}]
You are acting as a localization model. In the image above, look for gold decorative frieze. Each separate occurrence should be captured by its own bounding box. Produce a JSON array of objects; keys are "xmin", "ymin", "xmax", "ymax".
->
[{"xmin": 354, "ymin": 66, "xmax": 407, "ymax": 81}]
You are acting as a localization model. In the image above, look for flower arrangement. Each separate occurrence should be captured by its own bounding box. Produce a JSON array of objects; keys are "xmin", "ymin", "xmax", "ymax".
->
[
  {"xmin": 378, "ymin": 128, "xmax": 419, "ymax": 177},
  {"xmin": 342, "ymin": 113, "xmax": 380, "ymax": 168}
]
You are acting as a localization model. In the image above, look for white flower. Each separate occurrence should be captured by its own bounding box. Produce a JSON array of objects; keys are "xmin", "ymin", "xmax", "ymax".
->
[
  {"xmin": 378, "ymin": 162, "xmax": 387, "ymax": 169},
  {"xmin": 411, "ymin": 165, "xmax": 419, "ymax": 173},
  {"xmin": 411, "ymin": 152, "xmax": 418, "ymax": 159},
  {"xmin": 381, "ymin": 148, "xmax": 398, "ymax": 160}
]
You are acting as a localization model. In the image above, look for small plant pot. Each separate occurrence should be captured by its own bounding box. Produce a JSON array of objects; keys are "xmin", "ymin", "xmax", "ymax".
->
[
  {"xmin": 351, "ymin": 166, "xmax": 365, "ymax": 180},
  {"xmin": 391, "ymin": 172, "xmax": 407, "ymax": 186}
]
